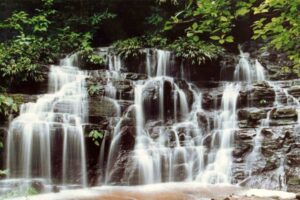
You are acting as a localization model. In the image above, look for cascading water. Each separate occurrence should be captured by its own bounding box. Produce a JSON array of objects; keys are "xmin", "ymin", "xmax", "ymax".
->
[
  {"xmin": 5, "ymin": 54, "xmax": 88, "ymax": 192},
  {"xmin": 4, "ymin": 44, "xmax": 299, "ymax": 198},
  {"xmin": 234, "ymin": 51, "xmax": 266, "ymax": 83},
  {"xmin": 101, "ymin": 49, "xmax": 248, "ymax": 185},
  {"xmin": 198, "ymin": 84, "xmax": 240, "ymax": 184}
]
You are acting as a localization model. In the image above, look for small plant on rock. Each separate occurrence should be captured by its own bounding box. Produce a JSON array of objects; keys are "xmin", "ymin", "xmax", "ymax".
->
[{"xmin": 89, "ymin": 130, "xmax": 104, "ymax": 146}]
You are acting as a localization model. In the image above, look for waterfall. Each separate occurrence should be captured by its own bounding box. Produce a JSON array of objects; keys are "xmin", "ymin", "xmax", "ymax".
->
[
  {"xmin": 156, "ymin": 50, "xmax": 171, "ymax": 77},
  {"xmin": 108, "ymin": 52, "xmax": 122, "ymax": 76},
  {"xmin": 6, "ymin": 54, "xmax": 88, "ymax": 189},
  {"xmin": 234, "ymin": 51, "xmax": 266, "ymax": 82},
  {"xmin": 4, "ymin": 45, "xmax": 299, "ymax": 196},
  {"xmin": 255, "ymin": 59, "xmax": 266, "ymax": 81},
  {"xmin": 197, "ymin": 84, "xmax": 240, "ymax": 184}
]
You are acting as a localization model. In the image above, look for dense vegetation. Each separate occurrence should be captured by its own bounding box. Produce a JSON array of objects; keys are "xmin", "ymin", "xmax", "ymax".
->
[{"xmin": 0, "ymin": 0, "xmax": 299, "ymax": 120}]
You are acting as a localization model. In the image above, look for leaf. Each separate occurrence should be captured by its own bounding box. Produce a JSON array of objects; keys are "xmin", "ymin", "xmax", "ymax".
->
[
  {"xmin": 220, "ymin": 16, "xmax": 228, "ymax": 21},
  {"xmin": 193, "ymin": 35, "xmax": 199, "ymax": 42},
  {"xmin": 235, "ymin": 7, "xmax": 250, "ymax": 17},
  {"xmin": 187, "ymin": 32, "xmax": 194, "ymax": 37},
  {"xmin": 210, "ymin": 35, "xmax": 220, "ymax": 40},
  {"xmin": 192, "ymin": 22, "xmax": 198, "ymax": 29},
  {"xmin": 225, "ymin": 36, "xmax": 234, "ymax": 43}
]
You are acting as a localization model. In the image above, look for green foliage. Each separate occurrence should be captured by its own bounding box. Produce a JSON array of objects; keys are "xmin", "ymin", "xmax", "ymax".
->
[
  {"xmin": 252, "ymin": 0, "xmax": 300, "ymax": 76},
  {"xmin": 112, "ymin": 37, "xmax": 143, "ymax": 59},
  {"xmin": 87, "ymin": 54, "xmax": 106, "ymax": 65},
  {"xmin": 0, "ymin": 94, "xmax": 18, "ymax": 120},
  {"xmin": 88, "ymin": 84, "xmax": 103, "ymax": 96},
  {"xmin": 163, "ymin": 0, "xmax": 255, "ymax": 44},
  {"xmin": 143, "ymin": 33, "xmax": 168, "ymax": 48},
  {"xmin": 168, "ymin": 37, "xmax": 224, "ymax": 65},
  {"xmin": 62, "ymin": 10, "xmax": 116, "ymax": 34},
  {"xmin": 80, "ymin": 48, "xmax": 106, "ymax": 67},
  {"xmin": 164, "ymin": 0, "xmax": 232, "ymax": 44},
  {"xmin": 259, "ymin": 99, "xmax": 267, "ymax": 105},
  {"xmin": 146, "ymin": 13, "xmax": 164, "ymax": 26},
  {"xmin": 0, "ymin": 36, "xmax": 46, "ymax": 86},
  {"xmin": 0, "ymin": 0, "xmax": 106, "ymax": 88},
  {"xmin": 89, "ymin": 10, "xmax": 117, "ymax": 27},
  {"xmin": 111, "ymin": 35, "xmax": 222, "ymax": 65},
  {"xmin": 0, "ymin": 186, "xmax": 39, "ymax": 200},
  {"xmin": 89, "ymin": 130, "xmax": 104, "ymax": 146}
]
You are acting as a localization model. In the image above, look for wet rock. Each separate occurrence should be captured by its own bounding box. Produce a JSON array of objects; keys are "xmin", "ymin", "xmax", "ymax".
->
[
  {"xmin": 288, "ymin": 177, "xmax": 300, "ymax": 186},
  {"xmin": 235, "ymin": 129, "xmax": 256, "ymax": 140},
  {"xmin": 270, "ymin": 107, "xmax": 298, "ymax": 120},
  {"xmin": 287, "ymin": 148, "xmax": 300, "ymax": 167},
  {"xmin": 106, "ymin": 126, "xmax": 136, "ymax": 184},
  {"xmin": 202, "ymin": 93, "xmax": 214, "ymax": 110},
  {"xmin": 288, "ymin": 85, "xmax": 300, "ymax": 98},
  {"xmin": 238, "ymin": 109, "xmax": 268, "ymax": 127},
  {"xmin": 202, "ymin": 134, "xmax": 212, "ymax": 147},
  {"xmin": 240, "ymin": 82, "xmax": 275, "ymax": 108},
  {"xmin": 52, "ymin": 185, "xmax": 60, "ymax": 193},
  {"xmin": 124, "ymin": 72, "xmax": 148, "ymax": 81},
  {"xmin": 233, "ymin": 144, "xmax": 252, "ymax": 158},
  {"xmin": 89, "ymin": 97, "xmax": 121, "ymax": 119},
  {"xmin": 197, "ymin": 111, "xmax": 213, "ymax": 132},
  {"xmin": 261, "ymin": 128, "xmax": 273, "ymax": 138},
  {"xmin": 261, "ymin": 145, "xmax": 276, "ymax": 157},
  {"xmin": 262, "ymin": 157, "xmax": 279, "ymax": 172},
  {"xmin": 286, "ymin": 167, "xmax": 300, "ymax": 192},
  {"xmin": 268, "ymin": 119, "xmax": 297, "ymax": 126},
  {"xmin": 287, "ymin": 143, "xmax": 300, "ymax": 153},
  {"xmin": 31, "ymin": 181, "xmax": 44, "ymax": 193},
  {"xmin": 237, "ymin": 110, "xmax": 249, "ymax": 121}
]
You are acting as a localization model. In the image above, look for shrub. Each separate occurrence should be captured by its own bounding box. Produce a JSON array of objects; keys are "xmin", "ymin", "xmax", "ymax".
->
[
  {"xmin": 168, "ymin": 37, "xmax": 224, "ymax": 65},
  {"xmin": 0, "ymin": 94, "xmax": 18, "ymax": 120},
  {"xmin": 252, "ymin": 0, "xmax": 300, "ymax": 77},
  {"xmin": 112, "ymin": 37, "xmax": 144, "ymax": 59}
]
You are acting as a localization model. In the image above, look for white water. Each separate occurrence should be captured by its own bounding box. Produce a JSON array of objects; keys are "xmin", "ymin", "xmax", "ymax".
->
[
  {"xmin": 234, "ymin": 51, "xmax": 266, "ymax": 82},
  {"xmin": 6, "ymin": 54, "xmax": 88, "ymax": 189},
  {"xmin": 198, "ymin": 84, "xmax": 240, "ymax": 184}
]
